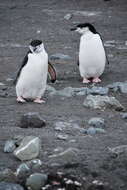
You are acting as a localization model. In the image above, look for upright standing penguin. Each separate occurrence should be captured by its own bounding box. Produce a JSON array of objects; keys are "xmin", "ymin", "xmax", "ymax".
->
[
  {"xmin": 14, "ymin": 40, "xmax": 56, "ymax": 103},
  {"xmin": 71, "ymin": 23, "xmax": 108, "ymax": 83}
]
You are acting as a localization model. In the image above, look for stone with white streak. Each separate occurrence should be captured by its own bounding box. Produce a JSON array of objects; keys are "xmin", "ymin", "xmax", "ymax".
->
[{"xmin": 14, "ymin": 136, "xmax": 40, "ymax": 161}]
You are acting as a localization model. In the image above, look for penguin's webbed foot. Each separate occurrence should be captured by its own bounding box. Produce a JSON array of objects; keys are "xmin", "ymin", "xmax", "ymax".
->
[
  {"xmin": 34, "ymin": 98, "xmax": 45, "ymax": 104},
  {"xmin": 83, "ymin": 78, "xmax": 90, "ymax": 84},
  {"xmin": 17, "ymin": 96, "xmax": 26, "ymax": 103},
  {"xmin": 92, "ymin": 77, "xmax": 101, "ymax": 83}
]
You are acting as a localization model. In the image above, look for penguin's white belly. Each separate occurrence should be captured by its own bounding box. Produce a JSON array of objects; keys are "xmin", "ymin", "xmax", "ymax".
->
[
  {"xmin": 79, "ymin": 34, "xmax": 106, "ymax": 78},
  {"xmin": 16, "ymin": 52, "xmax": 48, "ymax": 99}
]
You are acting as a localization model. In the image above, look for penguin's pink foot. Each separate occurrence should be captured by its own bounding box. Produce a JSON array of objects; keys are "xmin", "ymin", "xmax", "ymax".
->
[
  {"xmin": 83, "ymin": 78, "xmax": 90, "ymax": 84},
  {"xmin": 92, "ymin": 77, "xmax": 101, "ymax": 83},
  {"xmin": 34, "ymin": 98, "xmax": 45, "ymax": 104},
  {"xmin": 17, "ymin": 96, "xmax": 26, "ymax": 103}
]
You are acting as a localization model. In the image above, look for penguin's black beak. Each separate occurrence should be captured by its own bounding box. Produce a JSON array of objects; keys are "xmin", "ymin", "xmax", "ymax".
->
[{"xmin": 70, "ymin": 27, "xmax": 77, "ymax": 31}]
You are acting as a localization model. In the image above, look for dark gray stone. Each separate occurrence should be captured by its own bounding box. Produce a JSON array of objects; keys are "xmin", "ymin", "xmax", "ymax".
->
[
  {"xmin": 26, "ymin": 173, "xmax": 47, "ymax": 190},
  {"xmin": 83, "ymin": 95, "xmax": 124, "ymax": 111},
  {"xmin": 20, "ymin": 112, "xmax": 46, "ymax": 128},
  {"xmin": 76, "ymin": 90, "xmax": 87, "ymax": 96},
  {"xmin": 54, "ymin": 121, "xmax": 72, "ymax": 129},
  {"xmin": 0, "ymin": 82, "xmax": 5, "ymax": 86},
  {"xmin": 50, "ymin": 87, "xmax": 74, "ymax": 97},
  {"xmin": 106, "ymin": 82, "xmax": 122, "ymax": 92},
  {"xmin": 16, "ymin": 163, "xmax": 30, "ymax": 177},
  {"xmin": 50, "ymin": 87, "xmax": 88, "ymax": 97},
  {"xmin": 4, "ymin": 140, "xmax": 16, "ymax": 153},
  {"xmin": 73, "ymin": 87, "xmax": 88, "ymax": 96},
  {"xmin": 107, "ymin": 81, "xmax": 127, "ymax": 94},
  {"xmin": 121, "ymin": 112, "xmax": 127, "ymax": 119},
  {"xmin": 108, "ymin": 145, "xmax": 127, "ymax": 156},
  {"xmin": 104, "ymin": 40, "xmax": 116, "ymax": 47},
  {"xmin": 16, "ymin": 159, "xmax": 42, "ymax": 183},
  {"xmin": 64, "ymin": 13, "xmax": 72, "ymax": 20},
  {"xmin": 57, "ymin": 134, "xmax": 68, "ymax": 140},
  {"xmin": 88, "ymin": 117, "xmax": 105, "ymax": 128},
  {"xmin": 13, "ymin": 135, "xmax": 24, "ymax": 146},
  {"xmin": 87, "ymin": 180, "xmax": 111, "ymax": 190},
  {"xmin": 74, "ymin": 10, "xmax": 101, "ymax": 16},
  {"xmin": 14, "ymin": 136, "xmax": 40, "ymax": 161},
  {"xmin": 0, "ymin": 90, "xmax": 7, "ymax": 97},
  {"xmin": 82, "ymin": 127, "xmax": 105, "ymax": 135},
  {"xmin": 87, "ymin": 87, "xmax": 109, "ymax": 95},
  {"xmin": 119, "ymin": 82, "xmax": 127, "ymax": 93},
  {"xmin": 49, "ymin": 148, "xmax": 79, "ymax": 164},
  {"xmin": 0, "ymin": 182, "xmax": 24, "ymax": 190},
  {"xmin": 26, "ymin": 159, "xmax": 42, "ymax": 171}
]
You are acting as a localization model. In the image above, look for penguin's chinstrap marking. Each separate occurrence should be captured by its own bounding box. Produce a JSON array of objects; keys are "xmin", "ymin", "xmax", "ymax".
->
[{"xmin": 71, "ymin": 23, "xmax": 107, "ymax": 83}]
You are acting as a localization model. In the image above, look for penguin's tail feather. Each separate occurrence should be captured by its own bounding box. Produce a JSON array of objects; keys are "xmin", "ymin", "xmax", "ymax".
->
[{"xmin": 48, "ymin": 62, "xmax": 56, "ymax": 83}]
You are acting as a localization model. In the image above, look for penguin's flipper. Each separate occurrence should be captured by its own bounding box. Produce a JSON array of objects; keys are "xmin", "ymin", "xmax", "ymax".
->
[
  {"xmin": 77, "ymin": 60, "xmax": 79, "ymax": 66},
  {"xmin": 13, "ymin": 51, "xmax": 31, "ymax": 85},
  {"xmin": 98, "ymin": 33, "xmax": 109, "ymax": 65},
  {"xmin": 48, "ymin": 61, "xmax": 56, "ymax": 83},
  {"xmin": 104, "ymin": 48, "xmax": 109, "ymax": 65}
]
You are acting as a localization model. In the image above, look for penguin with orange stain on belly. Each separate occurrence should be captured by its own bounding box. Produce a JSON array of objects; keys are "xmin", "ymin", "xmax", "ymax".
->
[{"xmin": 14, "ymin": 40, "xmax": 56, "ymax": 103}]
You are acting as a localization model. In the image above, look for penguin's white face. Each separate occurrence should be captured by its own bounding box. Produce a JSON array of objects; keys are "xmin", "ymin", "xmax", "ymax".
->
[
  {"xmin": 35, "ymin": 43, "xmax": 44, "ymax": 53},
  {"xmin": 29, "ymin": 43, "xmax": 44, "ymax": 53},
  {"xmin": 76, "ymin": 27, "xmax": 89, "ymax": 34}
]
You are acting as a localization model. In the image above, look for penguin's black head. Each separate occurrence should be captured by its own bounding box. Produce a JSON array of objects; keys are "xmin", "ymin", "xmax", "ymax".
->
[
  {"xmin": 29, "ymin": 40, "xmax": 44, "ymax": 53},
  {"xmin": 30, "ymin": 40, "xmax": 42, "ymax": 47},
  {"xmin": 71, "ymin": 23, "xmax": 97, "ymax": 34}
]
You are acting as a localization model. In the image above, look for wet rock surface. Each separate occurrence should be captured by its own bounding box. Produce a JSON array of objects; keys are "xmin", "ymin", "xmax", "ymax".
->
[{"xmin": 0, "ymin": 0, "xmax": 127, "ymax": 190}]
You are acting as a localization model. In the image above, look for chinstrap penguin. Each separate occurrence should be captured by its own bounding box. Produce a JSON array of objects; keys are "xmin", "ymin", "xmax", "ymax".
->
[
  {"xmin": 14, "ymin": 40, "xmax": 56, "ymax": 103},
  {"xmin": 71, "ymin": 23, "xmax": 108, "ymax": 83}
]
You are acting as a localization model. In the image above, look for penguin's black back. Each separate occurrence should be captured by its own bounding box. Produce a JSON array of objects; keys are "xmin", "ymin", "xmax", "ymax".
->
[{"xmin": 13, "ymin": 50, "xmax": 31, "ymax": 85}]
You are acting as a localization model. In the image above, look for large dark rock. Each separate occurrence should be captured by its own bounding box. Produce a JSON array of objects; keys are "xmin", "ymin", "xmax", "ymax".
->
[{"xmin": 20, "ymin": 112, "xmax": 46, "ymax": 128}]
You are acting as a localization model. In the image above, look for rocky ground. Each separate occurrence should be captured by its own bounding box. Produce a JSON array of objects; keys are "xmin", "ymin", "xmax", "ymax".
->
[{"xmin": 0, "ymin": 0, "xmax": 127, "ymax": 189}]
